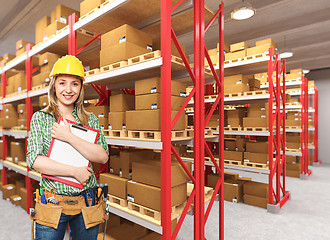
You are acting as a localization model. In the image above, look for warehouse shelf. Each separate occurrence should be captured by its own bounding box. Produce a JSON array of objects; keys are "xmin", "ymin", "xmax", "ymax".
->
[
  {"xmin": 308, "ymin": 145, "xmax": 315, "ymax": 150},
  {"xmin": 105, "ymin": 137, "xmax": 162, "ymax": 150},
  {"xmin": 287, "ymin": 90, "xmax": 315, "ymax": 96},
  {"xmin": 223, "ymin": 130, "xmax": 270, "ymax": 136},
  {"xmin": 2, "ymin": 92, "xmax": 28, "ymax": 104},
  {"xmin": 1, "ymin": 129, "xmax": 29, "ymax": 139},
  {"xmin": 28, "ymin": 171, "xmax": 41, "ymax": 182},
  {"xmin": 260, "ymin": 78, "xmax": 302, "ymax": 89},
  {"xmin": 0, "ymin": 54, "xmax": 27, "ymax": 74},
  {"xmin": 2, "ymin": 159, "xmax": 28, "ymax": 177},
  {"xmin": 281, "ymin": 150, "xmax": 302, "ymax": 157},
  {"xmin": 28, "ymin": 87, "xmax": 48, "ymax": 98}
]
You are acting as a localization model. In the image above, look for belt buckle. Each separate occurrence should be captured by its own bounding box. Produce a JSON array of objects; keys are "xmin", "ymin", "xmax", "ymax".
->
[{"xmin": 65, "ymin": 200, "xmax": 78, "ymax": 205}]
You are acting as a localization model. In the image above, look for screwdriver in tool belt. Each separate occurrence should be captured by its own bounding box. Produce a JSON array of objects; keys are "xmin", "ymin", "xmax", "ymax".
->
[{"xmin": 97, "ymin": 184, "xmax": 103, "ymax": 204}]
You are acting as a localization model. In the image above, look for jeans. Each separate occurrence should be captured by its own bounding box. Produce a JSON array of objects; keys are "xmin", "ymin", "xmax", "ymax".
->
[{"xmin": 35, "ymin": 213, "xmax": 99, "ymax": 240}]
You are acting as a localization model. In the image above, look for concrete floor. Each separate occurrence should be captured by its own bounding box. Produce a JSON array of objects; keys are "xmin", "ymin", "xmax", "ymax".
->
[{"xmin": 1, "ymin": 164, "xmax": 329, "ymax": 240}]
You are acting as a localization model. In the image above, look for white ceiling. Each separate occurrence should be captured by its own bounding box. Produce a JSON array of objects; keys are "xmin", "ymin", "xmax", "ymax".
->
[{"xmin": 0, "ymin": 0, "xmax": 329, "ymax": 73}]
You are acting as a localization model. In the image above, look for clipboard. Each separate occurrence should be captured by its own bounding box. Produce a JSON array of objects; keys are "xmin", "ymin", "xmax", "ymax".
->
[{"xmin": 42, "ymin": 117, "xmax": 100, "ymax": 189}]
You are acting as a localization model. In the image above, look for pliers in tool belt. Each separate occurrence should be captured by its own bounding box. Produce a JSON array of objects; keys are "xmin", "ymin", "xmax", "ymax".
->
[{"xmin": 83, "ymin": 189, "xmax": 95, "ymax": 207}]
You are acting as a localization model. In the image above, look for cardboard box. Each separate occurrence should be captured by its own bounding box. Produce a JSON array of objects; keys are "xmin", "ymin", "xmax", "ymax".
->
[
  {"xmin": 10, "ymin": 195, "xmax": 22, "ymax": 206},
  {"xmin": 244, "ymin": 152, "xmax": 268, "ymax": 164},
  {"xmin": 17, "ymin": 104, "xmax": 26, "ymax": 114},
  {"xmin": 286, "ymin": 142, "xmax": 300, "ymax": 149},
  {"xmin": 3, "ymin": 104, "xmax": 18, "ymax": 118},
  {"xmin": 246, "ymin": 45, "xmax": 276, "ymax": 57},
  {"xmin": 243, "ymin": 118, "xmax": 268, "ymax": 128},
  {"xmin": 153, "ymin": 39, "xmax": 186, "ymax": 58},
  {"xmin": 51, "ymin": 4, "xmax": 80, "ymax": 24},
  {"xmin": 286, "ymin": 119, "xmax": 300, "ymax": 127},
  {"xmin": 207, "ymin": 173, "xmax": 219, "ymax": 189},
  {"xmin": 132, "ymin": 160, "xmax": 190, "ymax": 188},
  {"xmin": 85, "ymin": 105, "xmax": 109, "ymax": 118},
  {"xmin": 98, "ymin": 118, "xmax": 108, "ymax": 130},
  {"xmin": 100, "ymin": 42, "xmax": 151, "ymax": 66},
  {"xmin": 39, "ymin": 52, "xmax": 60, "ymax": 66},
  {"xmin": 243, "ymin": 181, "xmax": 268, "ymax": 198},
  {"xmin": 127, "ymin": 181, "xmax": 187, "ymax": 211},
  {"xmin": 38, "ymin": 71, "xmax": 51, "ymax": 84},
  {"xmin": 286, "ymin": 133, "xmax": 300, "ymax": 142},
  {"xmin": 10, "ymin": 142, "xmax": 25, "ymax": 164},
  {"xmin": 244, "ymin": 194, "xmax": 268, "ymax": 208},
  {"xmin": 224, "ymin": 140, "xmax": 236, "ymax": 151},
  {"xmin": 139, "ymin": 232, "xmax": 161, "ymax": 240},
  {"xmin": 224, "ymin": 74, "xmax": 249, "ymax": 85},
  {"xmin": 0, "ymin": 118, "xmax": 18, "ymax": 129},
  {"xmin": 224, "ymin": 84, "xmax": 249, "ymax": 94},
  {"xmin": 16, "ymin": 40, "xmax": 33, "ymax": 50},
  {"xmin": 45, "ymin": 22, "xmax": 67, "ymax": 39},
  {"xmin": 16, "ymin": 48, "xmax": 26, "ymax": 57},
  {"xmin": 135, "ymin": 77, "xmax": 186, "ymax": 96},
  {"xmin": 2, "ymin": 184, "xmax": 16, "ymax": 200},
  {"xmin": 80, "ymin": 0, "xmax": 104, "ymax": 16},
  {"xmin": 110, "ymin": 156, "xmax": 120, "ymax": 175},
  {"xmin": 135, "ymin": 94, "xmax": 186, "ymax": 110},
  {"xmin": 108, "ymin": 112, "xmax": 126, "ymax": 130},
  {"xmin": 101, "ymin": 24, "xmax": 152, "ymax": 50},
  {"xmin": 99, "ymin": 173, "xmax": 128, "ymax": 199},
  {"xmin": 14, "ymin": 73, "xmax": 26, "ymax": 93},
  {"xmin": 286, "ymin": 162, "xmax": 301, "ymax": 171},
  {"xmin": 230, "ymin": 42, "xmax": 250, "ymax": 52},
  {"xmin": 290, "ymin": 68, "xmax": 303, "ymax": 75},
  {"xmin": 227, "ymin": 108, "xmax": 245, "ymax": 127},
  {"xmin": 246, "ymin": 142, "xmax": 268, "ymax": 153},
  {"xmin": 39, "ymin": 95, "xmax": 48, "ymax": 107},
  {"xmin": 248, "ymin": 78, "xmax": 260, "ymax": 89},
  {"xmin": 224, "ymin": 151, "xmax": 243, "ymax": 162},
  {"xmin": 225, "ymin": 50, "xmax": 246, "ymax": 61},
  {"xmin": 6, "ymin": 75, "xmax": 15, "ymax": 94},
  {"xmin": 217, "ymin": 42, "xmax": 230, "ymax": 53},
  {"xmin": 35, "ymin": 16, "xmax": 51, "ymax": 43},
  {"xmin": 109, "ymin": 94, "xmax": 135, "ymax": 112},
  {"xmin": 256, "ymin": 38, "xmax": 277, "ymax": 48},
  {"xmin": 224, "ymin": 180, "xmax": 243, "ymax": 203},
  {"xmin": 102, "ymin": 223, "xmax": 148, "ymax": 240},
  {"xmin": 126, "ymin": 109, "xmax": 185, "ymax": 131},
  {"xmin": 3, "ymin": 53, "xmax": 15, "ymax": 62},
  {"xmin": 32, "ymin": 74, "xmax": 42, "ymax": 87}
]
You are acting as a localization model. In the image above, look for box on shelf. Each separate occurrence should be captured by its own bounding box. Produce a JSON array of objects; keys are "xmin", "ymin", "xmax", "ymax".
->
[
  {"xmin": 290, "ymin": 68, "xmax": 303, "ymax": 75},
  {"xmin": 227, "ymin": 108, "xmax": 245, "ymax": 127},
  {"xmin": 256, "ymin": 38, "xmax": 277, "ymax": 48},
  {"xmin": 100, "ymin": 41, "xmax": 151, "ymax": 66},
  {"xmin": 286, "ymin": 142, "xmax": 300, "ymax": 149},
  {"xmin": 247, "ymin": 103, "xmax": 269, "ymax": 118},
  {"xmin": 217, "ymin": 42, "xmax": 230, "ymax": 53},
  {"xmin": 35, "ymin": 16, "xmax": 51, "ymax": 44},
  {"xmin": 2, "ymin": 184, "xmax": 16, "ymax": 200},
  {"xmin": 224, "ymin": 83, "xmax": 249, "ymax": 94},
  {"xmin": 101, "ymin": 24, "xmax": 152, "ymax": 50},
  {"xmin": 110, "ymin": 156, "xmax": 120, "ymax": 175},
  {"xmin": 135, "ymin": 77, "xmax": 186, "ymax": 96},
  {"xmin": 10, "ymin": 195, "xmax": 22, "ymax": 206},
  {"xmin": 98, "ymin": 117, "xmax": 108, "ymax": 130},
  {"xmin": 230, "ymin": 42, "xmax": 250, "ymax": 52},
  {"xmin": 224, "ymin": 140, "xmax": 236, "ymax": 151},
  {"xmin": 6, "ymin": 75, "xmax": 16, "ymax": 94},
  {"xmin": 99, "ymin": 173, "xmax": 128, "ymax": 199},
  {"xmin": 225, "ymin": 50, "xmax": 246, "ymax": 61},
  {"xmin": 45, "ymin": 22, "xmax": 67, "ymax": 40},
  {"xmin": 246, "ymin": 141, "xmax": 268, "ymax": 153},
  {"xmin": 236, "ymin": 136, "xmax": 247, "ymax": 152},
  {"xmin": 244, "ymin": 152, "xmax": 268, "ymax": 164},
  {"xmin": 132, "ymin": 160, "xmax": 191, "ymax": 188},
  {"xmin": 224, "ymin": 150, "xmax": 243, "ymax": 162},
  {"xmin": 108, "ymin": 112, "xmax": 126, "ymax": 130},
  {"xmin": 286, "ymin": 119, "xmax": 301, "ymax": 127},
  {"xmin": 80, "ymin": 0, "xmax": 104, "ymax": 16},
  {"xmin": 10, "ymin": 142, "xmax": 25, "ymax": 164},
  {"xmin": 39, "ymin": 95, "xmax": 48, "ymax": 107},
  {"xmin": 246, "ymin": 44, "xmax": 276, "ymax": 57},
  {"xmin": 3, "ymin": 53, "xmax": 15, "ymax": 62},
  {"xmin": 3, "ymin": 104, "xmax": 18, "ymax": 118},
  {"xmin": 135, "ymin": 94, "xmax": 186, "ymax": 111},
  {"xmin": 17, "ymin": 119, "xmax": 27, "ymax": 128},
  {"xmin": 248, "ymin": 78, "xmax": 260, "ymax": 90},
  {"xmin": 16, "ymin": 40, "xmax": 34, "ymax": 56},
  {"xmin": 51, "ymin": 4, "xmax": 80, "ymax": 24},
  {"xmin": 243, "ymin": 181, "xmax": 268, "ymax": 198},
  {"xmin": 224, "ymin": 179, "xmax": 244, "ymax": 203},
  {"xmin": 39, "ymin": 52, "xmax": 61, "ymax": 66},
  {"xmin": 0, "ymin": 118, "xmax": 18, "ymax": 128},
  {"xmin": 224, "ymin": 74, "xmax": 249, "ymax": 85},
  {"xmin": 127, "ymin": 181, "xmax": 187, "ymax": 212},
  {"xmin": 14, "ymin": 73, "xmax": 26, "ymax": 93},
  {"xmin": 126, "ymin": 109, "xmax": 186, "ymax": 131},
  {"xmin": 243, "ymin": 118, "xmax": 268, "ymax": 128},
  {"xmin": 286, "ymin": 133, "xmax": 300, "ymax": 142},
  {"xmin": 109, "ymin": 94, "xmax": 135, "ymax": 112},
  {"xmin": 85, "ymin": 105, "xmax": 109, "ymax": 118}
]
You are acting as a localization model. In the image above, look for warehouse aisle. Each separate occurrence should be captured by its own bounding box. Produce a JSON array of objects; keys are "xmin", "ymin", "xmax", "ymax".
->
[{"xmin": 1, "ymin": 164, "xmax": 329, "ymax": 239}]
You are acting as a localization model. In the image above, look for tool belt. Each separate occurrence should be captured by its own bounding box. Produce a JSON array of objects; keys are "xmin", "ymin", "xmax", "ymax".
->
[{"xmin": 35, "ymin": 191, "xmax": 105, "ymax": 230}]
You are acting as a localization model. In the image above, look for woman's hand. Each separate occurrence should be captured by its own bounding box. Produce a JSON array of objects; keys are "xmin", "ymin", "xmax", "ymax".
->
[
  {"xmin": 51, "ymin": 118, "xmax": 72, "ymax": 142},
  {"xmin": 73, "ymin": 166, "xmax": 94, "ymax": 186}
]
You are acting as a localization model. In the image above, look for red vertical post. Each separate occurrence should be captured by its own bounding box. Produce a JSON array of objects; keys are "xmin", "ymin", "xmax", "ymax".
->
[
  {"xmin": 218, "ymin": 3, "xmax": 225, "ymax": 240},
  {"xmin": 304, "ymin": 78, "xmax": 309, "ymax": 173},
  {"xmin": 194, "ymin": 0, "xmax": 205, "ymax": 238},
  {"xmin": 25, "ymin": 44, "xmax": 33, "ymax": 212},
  {"xmin": 275, "ymin": 56, "xmax": 281, "ymax": 201},
  {"xmin": 282, "ymin": 60, "xmax": 286, "ymax": 193},
  {"xmin": 1, "ymin": 62, "xmax": 7, "ymax": 185},
  {"xmin": 313, "ymin": 87, "xmax": 319, "ymax": 163},
  {"xmin": 267, "ymin": 48, "xmax": 274, "ymax": 205},
  {"xmin": 299, "ymin": 75, "xmax": 304, "ymax": 174},
  {"xmin": 68, "ymin": 14, "xmax": 77, "ymax": 56},
  {"xmin": 160, "ymin": 0, "xmax": 171, "ymax": 238}
]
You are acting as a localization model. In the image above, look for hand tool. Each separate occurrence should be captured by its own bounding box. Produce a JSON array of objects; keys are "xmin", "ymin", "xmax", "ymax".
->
[
  {"xmin": 103, "ymin": 203, "xmax": 110, "ymax": 240},
  {"xmin": 40, "ymin": 188, "xmax": 47, "ymax": 204},
  {"xmin": 46, "ymin": 188, "xmax": 59, "ymax": 205},
  {"xmin": 83, "ymin": 188, "xmax": 95, "ymax": 207},
  {"xmin": 103, "ymin": 184, "xmax": 108, "ymax": 203},
  {"xmin": 35, "ymin": 189, "xmax": 40, "ymax": 203}
]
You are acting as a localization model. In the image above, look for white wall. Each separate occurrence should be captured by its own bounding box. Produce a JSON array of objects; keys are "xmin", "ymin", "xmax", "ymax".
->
[{"xmin": 306, "ymin": 68, "xmax": 330, "ymax": 164}]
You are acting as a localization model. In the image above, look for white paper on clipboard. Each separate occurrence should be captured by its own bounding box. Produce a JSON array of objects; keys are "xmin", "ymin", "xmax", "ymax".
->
[{"xmin": 42, "ymin": 117, "xmax": 100, "ymax": 189}]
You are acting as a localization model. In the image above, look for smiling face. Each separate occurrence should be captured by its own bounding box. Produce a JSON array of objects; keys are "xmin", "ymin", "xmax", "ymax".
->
[{"xmin": 54, "ymin": 75, "xmax": 82, "ymax": 108}]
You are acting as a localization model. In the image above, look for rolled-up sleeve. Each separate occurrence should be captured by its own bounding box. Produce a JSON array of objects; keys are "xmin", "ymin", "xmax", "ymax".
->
[
  {"xmin": 26, "ymin": 112, "xmax": 44, "ymax": 170},
  {"xmin": 89, "ymin": 113, "xmax": 109, "ymax": 155}
]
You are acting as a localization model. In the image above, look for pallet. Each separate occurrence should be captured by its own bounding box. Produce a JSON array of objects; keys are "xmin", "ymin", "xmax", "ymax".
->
[
  {"xmin": 127, "ymin": 50, "xmax": 161, "ymax": 65},
  {"xmin": 224, "ymin": 127, "xmax": 243, "ymax": 131},
  {"xmin": 243, "ymin": 127, "xmax": 268, "ymax": 132},
  {"xmin": 187, "ymin": 183, "xmax": 214, "ymax": 203},
  {"xmin": 80, "ymin": 0, "xmax": 114, "ymax": 20},
  {"xmin": 285, "ymin": 126, "xmax": 301, "ymax": 130},
  {"xmin": 108, "ymin": 194, "xmax": 128, "ymax": 207},
  {"xmin": 85, "ymin": 68, "xmax": 100, "ymax": 77},
  {"xmin": 224, "ymin": 53, "xmax": 267, "ymax": 65},
  {"xmin": 18, "ymin": 161, "xmax": 28, "ymax": 168},
  {"xmin": 243, "ymin": 162, "xmax": 268, "ymax": 169},
  {"xmin": 224, "ymin": 90, "xmax": 267, "ymax": 98},
  {"xmin": 5, "ymin": 90, "xmax": 27, "ymax": 98},
  {"xmin": 11, "ymin": 126, "xmax": 27, "ymax": 131},
  {"xmin": 224, "ymin": 159, "xmax": 242, "ymax": 166},
  {"xmin": 127, "ymin": 129, "xmax": 193, "ymax": 140},
  {"xmin": 100, "ymin": 61, "xmax": 128, "ymax": 72},
  {"xmin": 31, "ymin": 83, "xmax": 48, "ymax": 91}
]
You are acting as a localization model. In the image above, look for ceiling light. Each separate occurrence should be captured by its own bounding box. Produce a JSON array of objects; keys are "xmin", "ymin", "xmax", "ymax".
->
[
  {"xmin": 231, "ymin": 1, "xmax": 256, "ymax": 20},
  {"xmin": 280, "ymin": 49, "xmax": 294, "ymax": 59},
  {"xmin": 303, "ymin": 69, "xmax": 310, "ymax": 74}
]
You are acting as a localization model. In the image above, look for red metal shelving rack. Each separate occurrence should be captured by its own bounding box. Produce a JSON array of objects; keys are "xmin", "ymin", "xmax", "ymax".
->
[
  {"xmin": 1, "ymin": 61, "xmax": 7, "ymax": 186},
  {"xmin": 312, "ymin": 86, "xmax": 319, "ymax": 165}
]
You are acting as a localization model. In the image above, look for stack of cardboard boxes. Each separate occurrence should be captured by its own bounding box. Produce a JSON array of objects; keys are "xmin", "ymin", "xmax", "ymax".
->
[
  {"xmin": 126, "ymin": 78, "xmax": 187, "ymax": 131},
  {"xmin": 17, "ymin": 104, "xmax": 27, "ymax": 128},
  {"xmin": 85, "ymin": 104, "xmax": 109, "ymax": 131},
  {"xmin": 10, "ymin": 141, "xmax": 25, "ymax": 165},
  {"xmin": 243, "ymin": 181, "xmax": 269, "ymax": 208},
  {"xmin": 6, "ymin": 72, "xmax": 26, "ymax": 95},
  {"xmin": 244, "ymin": 141, "xmax": 269, "ymax": 167},
  {"xmin": 224, "ymin": 74, "xmax": 250, "ymax": 94},
  {"xmin": 246, "ymin": 38, "xmax": 277, "ymax": 57},
  {"xmin": 35, "ymin": 5, "xmax": 79, "ymax": 44},
  {"xmin": 100, "ymin": 24, "xmax": 153, "ymax": 67},
  {"xmin": 108, "ymin": 93, "xmax": 135, "ymax": 131},
  {"xmin": 225, "ymin": 41, "xmax": 250, "ymax": 61},
  {"xmin": 80, "ymin": 0, "xmax": 105, "ymax": 16},
  {"xmin": 286, "ymin": 155, "xmax": 301, "ymax": 178},
  {"xmin": 226, "ymin": 107, "xmax": 246, "ymax": 128},
  {"xmin": 243, "ymin": 102, "xmax": 269, "ymax": 128},
  {"xmin": 0, "ymin": 104, "xmax": 18, "ymax": 128},
  {"xmin": 15, "ymin": 40, "xmax": 34, "ymax": 57}
]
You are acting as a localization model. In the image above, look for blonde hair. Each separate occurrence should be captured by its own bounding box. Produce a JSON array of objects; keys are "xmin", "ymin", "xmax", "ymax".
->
[{"xmin": 44, "ymin": 74, "xmax": 90, "ymax": 126}]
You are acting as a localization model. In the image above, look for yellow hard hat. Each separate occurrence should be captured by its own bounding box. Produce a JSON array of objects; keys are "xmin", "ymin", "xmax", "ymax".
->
[{"xmin": 49, "ymin": 55, "xmax": 85, "ymax": 79}]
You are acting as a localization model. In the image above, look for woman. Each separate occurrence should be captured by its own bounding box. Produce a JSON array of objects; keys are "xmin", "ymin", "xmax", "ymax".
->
[{"xmin": 27, "ymin": 55, "xmax": 109, "ymax": 240}]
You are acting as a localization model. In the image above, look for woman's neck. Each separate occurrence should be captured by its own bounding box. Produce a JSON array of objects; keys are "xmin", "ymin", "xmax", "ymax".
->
[{"xmin": 57, "ymin": 102, "xmax": 75, "ymax": 119}]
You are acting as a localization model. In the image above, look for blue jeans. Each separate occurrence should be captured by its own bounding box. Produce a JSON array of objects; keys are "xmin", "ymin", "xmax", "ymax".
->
[{"xmin": 35, "ymin": 213, "xmax": 99, "ymax": 240}]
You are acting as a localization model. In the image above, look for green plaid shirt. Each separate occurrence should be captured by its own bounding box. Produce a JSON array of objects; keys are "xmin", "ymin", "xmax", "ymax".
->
[{"xmin": 26, "ymin": 108, "xmax": 109, "ymax": 195}]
